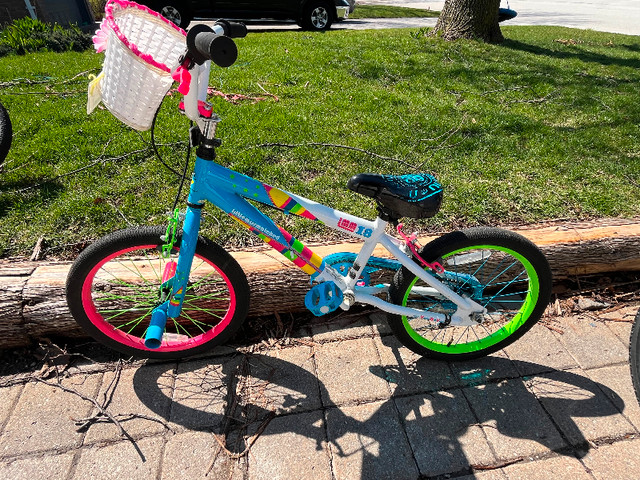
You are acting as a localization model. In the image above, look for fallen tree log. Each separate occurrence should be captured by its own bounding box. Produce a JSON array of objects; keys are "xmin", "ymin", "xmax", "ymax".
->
[{"xmin": 0, "ymin": 219, "xmax": 638, "ymax": 349}]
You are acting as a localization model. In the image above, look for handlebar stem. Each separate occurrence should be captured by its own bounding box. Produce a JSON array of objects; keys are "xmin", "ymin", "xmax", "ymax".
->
[
  {"xmin": 180, "ymin": 21, "xmax": 246, "ymax": 150},
  {"xmin": 183, "ymin": 61, "xmax": 211, "ymax": 123}
]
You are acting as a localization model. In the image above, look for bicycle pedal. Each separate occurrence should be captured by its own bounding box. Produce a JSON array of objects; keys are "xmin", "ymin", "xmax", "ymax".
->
[{"xmin": 305, "ymin": 281, "xmax": 343, "ymax": 317}]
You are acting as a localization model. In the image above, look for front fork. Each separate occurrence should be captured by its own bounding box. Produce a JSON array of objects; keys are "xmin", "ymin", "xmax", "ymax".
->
[
  {"xmin": 145, "ymin": 204, "xmax": 203, "ymax": 348},
  {"xmin": 145, "ymin": 110, "xmax": 220, "ymax": 349}
]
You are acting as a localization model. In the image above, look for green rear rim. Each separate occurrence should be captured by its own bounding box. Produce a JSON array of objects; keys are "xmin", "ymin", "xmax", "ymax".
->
[{"xmin": 401, "ymin": 245, "xmax": 540, "ymax": 354}]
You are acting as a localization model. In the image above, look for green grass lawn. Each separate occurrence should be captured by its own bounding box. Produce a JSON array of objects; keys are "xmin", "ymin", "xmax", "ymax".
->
[{"xmin": 1, "ymin": 26, "xmax": 639, "ymax": 258}]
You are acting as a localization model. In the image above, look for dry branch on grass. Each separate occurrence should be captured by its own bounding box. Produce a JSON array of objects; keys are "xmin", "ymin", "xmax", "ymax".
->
[
  {"xmin": 27, "ymin": 344, "xmax": 172, "ymax": 460},
  {"xmin": 254, "ymin": 142, "xmax": 418, "ymax": 170}
]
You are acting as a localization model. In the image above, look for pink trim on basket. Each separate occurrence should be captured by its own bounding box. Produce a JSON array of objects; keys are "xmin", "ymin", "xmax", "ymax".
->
[{"xmin": 101, "ymin": 0, "xmax": 186, "ymax": 73}]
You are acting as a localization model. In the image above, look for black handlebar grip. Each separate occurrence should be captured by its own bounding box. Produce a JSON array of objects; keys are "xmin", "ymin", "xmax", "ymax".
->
[
  {"xmin": 186, "ymin": 24, "xmax": 238, "ymax": 67},
  {"xmin": 214, "ymin": 19, "xmax": 248, "ymax": 38}
]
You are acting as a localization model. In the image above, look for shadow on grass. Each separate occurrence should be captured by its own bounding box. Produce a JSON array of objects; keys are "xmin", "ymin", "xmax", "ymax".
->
[
  {"xmin": 503, "ymin": 38, "xmax": 640, "ymax": 70},
  {"xmin": 0, "ymin": 180, "xmax": 65, "ymax": 214}
]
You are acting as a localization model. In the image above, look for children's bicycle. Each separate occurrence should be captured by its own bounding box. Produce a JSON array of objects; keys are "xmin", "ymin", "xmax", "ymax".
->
[{"xmin": 66, "ymin": 3, "xmax": 552, "ymax": 360}]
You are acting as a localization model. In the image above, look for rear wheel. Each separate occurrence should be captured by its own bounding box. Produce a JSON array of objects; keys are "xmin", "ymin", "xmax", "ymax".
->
[
  {"xmin": 301, "ymin": 2, "xmax": 334, "ymax": 31},
  {"xmin": 66, "ymin": 226, "xmax": 249, "ymax": 359},
  {"xmin": 388, "ymin": 227, "xmax": 552, "ymax": 360}
]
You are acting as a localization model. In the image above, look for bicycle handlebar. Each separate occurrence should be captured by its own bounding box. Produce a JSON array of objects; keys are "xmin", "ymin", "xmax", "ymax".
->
[
  {"xmin": 186, "ymin": 21, "xmax": 247, "ymax": 68},
  {"xmin": 214, "ymin": 19, "xmax": 248, "ymax": 39}
]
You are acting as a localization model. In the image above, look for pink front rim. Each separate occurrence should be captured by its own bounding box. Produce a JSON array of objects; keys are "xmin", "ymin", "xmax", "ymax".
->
[
  {"xmin": 81, "ymin": 244, "xmax": 237, "ymax": 352},
  {"xmin": 104, "ymin": 0, "xmax": 186, "ymax": 73}
]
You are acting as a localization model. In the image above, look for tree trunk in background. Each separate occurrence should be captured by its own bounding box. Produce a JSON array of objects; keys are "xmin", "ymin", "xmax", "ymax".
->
[{"xmin": 431, "ymin": 0, "xmax": 504, "ymax": 43}]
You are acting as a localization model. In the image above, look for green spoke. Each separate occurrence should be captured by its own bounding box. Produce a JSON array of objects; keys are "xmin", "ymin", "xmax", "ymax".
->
[
  {"xmin": 112, "ymin": 308, "xmax": 154, "ymax": 333},
  {"xmin": 170, "ymin": 317, "xmax": 194, "ymax": 337},
  {"xmin": 95, "ymin": 290, "xmax": 156, "ymax": 304},
  {"xmin": 104, "ymin": 306, "xmax": 153, "ymax": 326},
  {"xmin": 125, "ymin": 258, "xmax": 158, "ymax": 288},
  {"xmin": 173, "ymin": 318, "xmax": 194, "ymax": 337},
  {"xmin": 182, "ymin": 303, "xmax": 227, "ymax": 318},
  {"xmin": 179, "ymin": 313, "xmax": 209, "ymax": 334},
  {"xmin": 101, "ymin": 261, "xmax": 153, "ymax": 288},
  {"xmin": 99, "ymin": 305, "xmax": 154, "ymax": 314},
  {"xmin": 186, "ymin": 274, "xmax": 218, "ymax": 292},
  {"xmin": 141, "ymin": 250, "xmax": 164, "ymax": 283},
  {"xmin": 181, "ymin": 307, "xmax": 219, "ymax": 325},
  {"xmin": 95, "ymin": 275, "xmax": 149, "ymax": 292},
  {"xmin": 185, "ymin": 316, "xmax": 217, "ymax": 329},
  {"xmin": 183, "ymin": 290, "xmax": 229, "ymax": 302}
]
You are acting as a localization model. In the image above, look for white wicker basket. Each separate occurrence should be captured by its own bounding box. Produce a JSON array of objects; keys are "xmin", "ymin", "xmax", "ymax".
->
[{"xmin": 94, "ymin": 0, "xmax": 187, "ymax": 131}]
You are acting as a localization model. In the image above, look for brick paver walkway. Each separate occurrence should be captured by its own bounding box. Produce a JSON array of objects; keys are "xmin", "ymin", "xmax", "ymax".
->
[{"xmin": 1, "ymin": 305, "xmax": 639, "ymax": 479}]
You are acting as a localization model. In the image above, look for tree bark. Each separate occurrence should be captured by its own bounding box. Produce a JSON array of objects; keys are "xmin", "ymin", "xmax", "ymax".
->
[
  {"xmin": 431, "ymin": 0, "xmax": 504, "ymax": 43},
  {"xmin": 0, "ymin": 219, "xmax": 639, "ymax": 349}
]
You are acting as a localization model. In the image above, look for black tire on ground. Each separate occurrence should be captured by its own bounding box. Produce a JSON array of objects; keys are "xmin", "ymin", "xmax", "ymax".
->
[
  {"xmin": 630, "ymin": 308, "xmax": 640, "ymax": 406},
  {"xmin": 387, "ymin": 227, "xmax": 553, "ymax": 361},
  {"xmin": 66, "ymin": 226, "xmax": 250, "ymax": 359},
  {"xmin": 0, "ymin": 100, "xmax": 12, "ymax": 165}
]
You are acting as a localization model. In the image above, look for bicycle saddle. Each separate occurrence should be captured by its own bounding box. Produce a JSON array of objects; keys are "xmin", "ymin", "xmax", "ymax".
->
[{"xmin": 347, "ymin": 173, "xmax": 443, "ymax": 220}]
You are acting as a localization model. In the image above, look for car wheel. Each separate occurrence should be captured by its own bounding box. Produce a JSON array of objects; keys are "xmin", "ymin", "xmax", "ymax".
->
[
  {"xmin": 301, "ymin": 2, "xmax": 334, "ymax": 31},
  {"xmin": 156, "ymin": 2, "xmax": 192, "ymax": 28}
]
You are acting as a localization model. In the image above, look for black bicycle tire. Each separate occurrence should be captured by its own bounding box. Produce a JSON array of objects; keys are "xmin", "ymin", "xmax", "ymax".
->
[
  {"xmin": 388, "ymin": 227, "xmax": 553, "ymax": 360},
  {"xmin": 66, "ymin": 225, "xmax": 250, "ymax": 359},
  {"xmin": 0, "ymin": 100, "xmax": 12, "ymax": 165},
  {"xmin": 630, "ymin": 308, "xmax": 640, "ymax": 406}
]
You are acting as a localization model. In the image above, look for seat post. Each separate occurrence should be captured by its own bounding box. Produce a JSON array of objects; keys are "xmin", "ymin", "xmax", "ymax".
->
[{"xmin": 376, "ymin": 202, "xmax": 399, "ymax": 223}]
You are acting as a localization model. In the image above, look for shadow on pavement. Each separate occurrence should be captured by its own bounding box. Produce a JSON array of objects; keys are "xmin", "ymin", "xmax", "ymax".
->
[{"xmin": 133, "ymin": 350, "xmax": 624, "ymax": 478}]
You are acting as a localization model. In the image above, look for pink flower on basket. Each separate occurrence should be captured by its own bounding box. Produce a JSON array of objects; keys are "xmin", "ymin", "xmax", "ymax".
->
[{"xmin": 93, "ymin": 19, "xmax": 110, "ymax": 53}]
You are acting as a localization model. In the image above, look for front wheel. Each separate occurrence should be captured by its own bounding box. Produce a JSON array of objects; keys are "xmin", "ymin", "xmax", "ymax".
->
[
  {"xmin": 66, "ymin": 226, "xmax": 250, "ymax": 359},
  {"xmin": 630, "ymin": 309, "xmax": 640, "ymax": 406},
  {"xmin": 301, "ymin": 2, "xmax": 334, "ymax": 31},
  {"xmin": 388, "ymin": 227, "xmax": 552, "ymax": 360}
]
